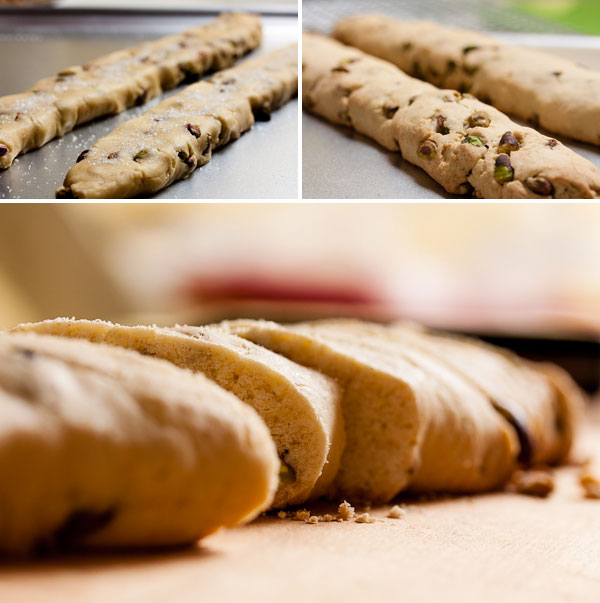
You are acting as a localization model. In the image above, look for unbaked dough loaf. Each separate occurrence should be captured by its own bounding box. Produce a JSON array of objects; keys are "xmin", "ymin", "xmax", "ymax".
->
[
  {"xmin": 16, "ymin": 318, "xmax": 344, "ymax": 508},
  {"xmin": 222, "ymin": 319, "xmax": 518, "ymax": 503},
  {"xmin": 55, "ymin": 43, "xmax": 298, "ymax": 198},
  {"xmin": 0, "ymin": 13, "xmax": 262, "ymax": 169},
  {"xmin": 334, "ymin": 14, "xmax": 600, "ymax": 146},
  {"xmin": 0, "ymin": 331, "xmax": 278, "ymax": 555},
  {"xmin": 302, "ymin": 32, "xmax": 600, "ymax": 199}
]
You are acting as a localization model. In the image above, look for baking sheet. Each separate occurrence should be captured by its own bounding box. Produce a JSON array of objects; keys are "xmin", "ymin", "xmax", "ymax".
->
[
  {"xmin": 302, "ymin": 34, "xmax": 600, "ymax": 199},
  {"xmin": 0, "ymin": 11, "xmax": 298, "ymax": 199}
]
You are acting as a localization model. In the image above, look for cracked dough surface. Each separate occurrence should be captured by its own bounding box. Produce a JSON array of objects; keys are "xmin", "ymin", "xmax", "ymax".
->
[
  {"xmin": 302, "ymin": 32, "xmax": 600, "ymax": 199},
  {"xmin": 0, "ymin": 13, "xmax": 262, "ymax": 169},
  {"xmin": 0, "ymin": 331, "xmax": 278, "ymax": 555},
  {"xmin": 57, "ymin": 43, "xmax": 297, "ymax": 198},
  {"xmin": 334, "ymin": 14, "xmax": 600, "ymax": 146}
]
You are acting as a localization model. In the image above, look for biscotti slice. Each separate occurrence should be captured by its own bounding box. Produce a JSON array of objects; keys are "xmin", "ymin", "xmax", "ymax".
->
[
  {"xmin": 0, "ymin": 13, "xmax": 262, "ymax": 169},
  {"xmin": 223, "ymin": 319, "xmax": 517, "ymax": 502},
  {"xmin": 302, "ymin": 32, "xmax": 600, "ymax": 199},
  {"xmin": 290, "ymin": 319, "xmax": 521, "ymax": 493},
  {"xmin": 390, "ymin": 323, "xmax": 579, "ymax": 466},
  {"xmin": 15, "ymin": 318, "xmax": 344, "ymax": 508},
  {"xmin": 55, "ymin": 44, "xmax": 297, "ymax": 198},
  {"xmin": 334, "ymin": 14, "xmax": 600, "ymax": 146},
  {"xmin": 0, "ymin": 331, "xmax": 278, "ymax": 556}
]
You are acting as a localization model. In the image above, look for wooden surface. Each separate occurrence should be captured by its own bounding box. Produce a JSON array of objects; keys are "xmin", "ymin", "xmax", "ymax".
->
[{"xmin": 1, "ymin": 405, "xmax": 599, "ymax": 603}]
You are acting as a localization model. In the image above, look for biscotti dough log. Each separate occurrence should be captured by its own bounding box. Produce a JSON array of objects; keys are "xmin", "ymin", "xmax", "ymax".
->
[
  {"xmin": 390, "ymin": 323, "xmax": 580, "ymax": 466},
  {"xmin": 302, "ymin": 33, "xmax": 600, "ymax": 199},
  {"xmin": 56, "ymin": 44, "xmax": 297, "ymax": 198},
  {"xmin": 0, "ymin": 13, "xmax": 262, "ymax": 170},
  {"xmin": 0, "ymin": 332, "xmax": 278, "ymax": 556},
  {"xmin": 334, "ymin": 14, "xmax": 600, "ymax": 146},
  {"xmin": 223, "ymin": 319, "xmax": 517, "ymax": 503},
  {"xmin": 16, "ymin": 318, "xmax": 343, "ymax": 508}
]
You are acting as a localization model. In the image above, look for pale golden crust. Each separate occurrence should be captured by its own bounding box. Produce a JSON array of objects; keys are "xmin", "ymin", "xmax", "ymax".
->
[
  {"xmin": 0, "ymin": 331, "xmax": 278, "ymax": 555},
  {"xmin": 334, "ymin": 14, "xmax": 600, "ymax": 146},
  {"xmin": 56, "ymin": 44, "xmax": 298, "ymax": 198},
  {"xmin": 15, "ymin": 317, "xmax": 342, "ymax": 509},
  {"xmin": 0, "ymin": 13, "xmax": 262, "ymax": 169},
  {"xmin": 302, "ymin": 32, "xmax": 600, "ymax": 199}
]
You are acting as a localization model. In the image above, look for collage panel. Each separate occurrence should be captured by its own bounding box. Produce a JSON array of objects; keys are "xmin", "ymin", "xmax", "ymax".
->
[
  {"xmin": 0, "ymin": 1, "xmax": 298, "ymax": 199},
  {"xmin": 302, "ymin": 0, "xmax": 600, "ymax": 199}
]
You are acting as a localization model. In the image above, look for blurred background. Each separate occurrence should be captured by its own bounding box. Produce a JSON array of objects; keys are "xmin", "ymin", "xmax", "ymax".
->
[
  {"xmin": 304, "ymin": 0, "xmax": 600, "ymax": 35},
  {"xmin": 0, "ymin": 204, "xmax": 598, "ymax": 391}
]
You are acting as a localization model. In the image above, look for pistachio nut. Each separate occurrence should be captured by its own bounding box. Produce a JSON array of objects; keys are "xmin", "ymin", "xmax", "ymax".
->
[
  {"xmin": 408, "ymin": 95, "xmax": 418, "ymax": 106},
  {"xmin": 463, "ymin": 45, "xmax": 479, "ymax": 54},
  {"xmin": 525, "ymin": 176, "xmax": 553, "ymax": 196},
  {"xmin": 383, "ymin": 105, "xmax": 399, "ymax": 119},
  {"xmin": 498, "ymin": 132, "xmax": 520, "ymax": 154},
  {"xmin": 107, "ymin": 152, "xmax": 119, "ymax": 160},
  {"xmin": 467, "ymin": 111, "xmax": 490, "ymax": 128},
  {"xmin": 417, "ymin": 139, "xmax": 437, "ymax": 159},
  {"xmin": 187, "ymin": 123, "xmax": 201, "ymax": 138},
  {"xmin": 494, "ymin": 154, "xmax": 514, "ymax": 185},
  {"xmin": 279, "ymin": 459, "xmax": 296, "ymax": 486},
  {"xmin": 463, "ymin": 135, "xmax": 485, "ymax": 147},
  {"xmin": 435, "ymin": 115, "xmax": 450, "ymax": 135},
  {"xmin": 0, "ymin": 144, "xmax": 10, "ymax": 157},
  {"xmin": 133, "ymin": 149, "xmax": 149, "ymax": 162}
]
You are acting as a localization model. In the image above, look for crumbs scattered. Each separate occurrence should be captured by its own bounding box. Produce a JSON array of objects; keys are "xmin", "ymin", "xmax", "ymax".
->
[
  {"xmin": 354, "ymin": 513, "xmax": 376, "ymax": 524},
  {"xmin": 387, "ymin": 505, "xmax": 406, "ymax": 519},
  {"xmin": 511, "ymin": 469, "xmax": 554, "ymax": 498},
  {"xmin": 338, "ymin": 500, "xmax": 355, "ymax": 520},
  {"xmin": 580, "ymin": 464, "xmax": 600, "ymax": 499}
]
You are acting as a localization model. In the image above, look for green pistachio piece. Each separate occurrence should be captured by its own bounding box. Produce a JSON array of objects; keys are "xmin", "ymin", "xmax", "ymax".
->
[
  {"xmin": 463, "ymin": 135, "xmax": 485, "ymax": 147},
  {"xmin": 525, "ymin": 176, "xmax": 554, "ymax": 196},
  {"xmin": 417, "ymin": 139, "xmax": 437, "ymax": 159},
  {"xmin": 458, "ymin": 81, "xmax": 472, "ymax": 93},
  {"xmin": 468, "ymin": 111, "xmax": 491, "ymax": 128},
  {"xmin": 402, "ymin": 41, "xmax": 413, "ymax": 51},
  {"xmin": 494, "ymin": 154, "xmax": 514, "ymax": 185},
  {"xmin": 498, "ymin": 131, "xmax": 520, "ymax": 154},
  {"xmin": 133, "ymin": 150, "xmax": 149, "ymax": 162}
]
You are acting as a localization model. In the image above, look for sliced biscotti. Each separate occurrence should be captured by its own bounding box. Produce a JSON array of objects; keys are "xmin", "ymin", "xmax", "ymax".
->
[
  {"xmin": 289, "ymin": 319, "xmax": 521, "ymax": 493},
  {"xmin": 56, "ymin": 44, "xmax": 298, "ymax": 198},
  {"xmin": 302, "ymin": 32, "xmax": 600, "ymax": 199},
  {"xmin": 15, "ymin": 318, "xmax": 344, "ymax": 509},
  {"xmin": 0, "ymin": 13, "xmax": 262, "ymax": 169},
  {"xmin": 0, "ymin": 331, "xmax": 278, "ymax": 555},
  {"xmin": 390, "ymin": 323, "xmax": 580, "ymax": 466},
  {"xmin": 223, "ymin": 319, "xmax": 518, "ymax": 502},
  {"xmin": 334, "ymin": 14, "xmax": 600, "ymax": 146}
]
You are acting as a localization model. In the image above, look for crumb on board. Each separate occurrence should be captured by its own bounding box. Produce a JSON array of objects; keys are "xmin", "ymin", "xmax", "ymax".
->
[
  {"xmin": 580, "ymin": 465, "xmax": 600, "ymax": 499},
  {"xmin": 355, "ymin": 512, "xmax": 376, "ymax": 524},
  {"xmin": 277, "ymin": 511, "xmax": 287, "ymax": 519},
  {"xmin": 321, "ymin": 514, "xmax": 335, "ymax": 522},
  {"xmin": 511, "ymin": 470, "xmax": 554, "ymax": 498},
  {"xmin": 387, "ymin": 505, "xmax": 406, "ymax": 519},
  {"xmin": 307, "ymin": 515, "xmax": 319, "ymax": 524},
  {"xmin": 338, "ymin": 500, "xmax": 355, "ymax": 520},
  {"xmin": 294, "ymin": 509, "xmax": 311, "ymax": 521}
]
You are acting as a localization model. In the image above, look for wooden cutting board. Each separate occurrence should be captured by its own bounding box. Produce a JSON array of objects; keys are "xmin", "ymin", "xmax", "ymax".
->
[{"xmin": 1, "ymin": 405, "xmax": 599, "ymax": 603}]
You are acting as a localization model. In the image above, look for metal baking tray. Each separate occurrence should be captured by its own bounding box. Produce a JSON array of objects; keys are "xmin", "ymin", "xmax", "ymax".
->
[
  {"xmin": 0, "ymin": 10, "xmax": 298, "ymax": 199},
  {"xmin": 302, "ymin": 32, "xmax": 600, "ymax": 199}
]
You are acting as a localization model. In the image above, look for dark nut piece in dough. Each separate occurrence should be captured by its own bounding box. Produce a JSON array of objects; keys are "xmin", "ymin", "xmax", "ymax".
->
[
  {"xmin": 383, "ymin": 105, "xmax": 399, "ymax": 119},
  {"xmin": 187, "ymin": 123, "xmax": 201, "ymax": 138},
  {"xmin": 76, "ymin": 149, "xmax": 90, "ymax": 163},
  {"xmin": 468, "ymin": 111, "xmax": 490, "ymax": 128},
  {"xmin": 494, "ymin": 154, "xmax": 514, "ymax": 185},
  {"xmin": 435, "ymin": 115, "xmax": 449, "ymax": 135},
  {"xmin": 133, "ymin": 150, "xmax": 149, "ymax": 162},
  {"xmin": 525, "ymin": 176, "xmax": 554, "ymax": 196},
  {"xmin": 417, "ymin": 139, "xmax": 437, "ymax": 159},
  {"xmin": 498, "ymin": 132, "xmax": 520, "ymax": 154},
  {"xmin": 456, "ymin": 181, "xmax": 474, "ymax": 195},
  {"xmin": 0, "ymin": 144, "xmax": 9, "ymax": 157}
]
